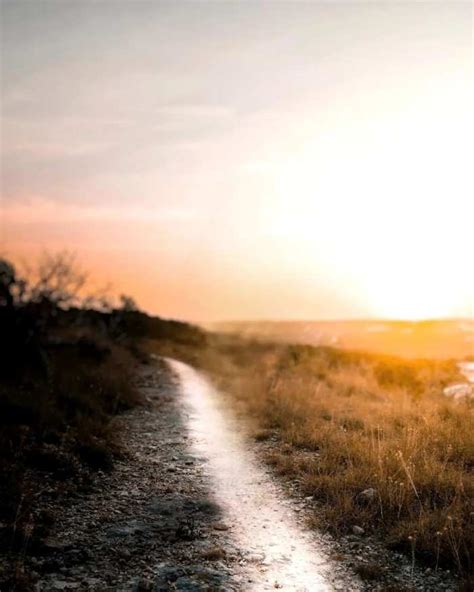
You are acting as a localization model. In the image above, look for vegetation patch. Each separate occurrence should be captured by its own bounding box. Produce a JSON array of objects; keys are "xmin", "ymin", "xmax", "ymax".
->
[
  {"xmin": 149, "ymin": 334, "xmax": 473, "ymax": 579},
  {"xmin": 0, "ymin": 253, "xmax": 204, "ymax": 589}
]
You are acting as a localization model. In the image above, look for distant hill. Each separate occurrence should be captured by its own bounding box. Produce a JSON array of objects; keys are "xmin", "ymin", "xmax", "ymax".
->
[{"xmin": 207, "ymin": 318, "xmax": 474, "ymax": 359}]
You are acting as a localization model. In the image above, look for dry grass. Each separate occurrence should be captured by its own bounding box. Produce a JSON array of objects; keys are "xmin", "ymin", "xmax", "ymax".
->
[
  {"xmin": 0, "ymin": 326, "xmax": 141, "ymax": 589},
  {"xmin": 150, "ymin": 336, "xmax": 474, "ymax": 576}
]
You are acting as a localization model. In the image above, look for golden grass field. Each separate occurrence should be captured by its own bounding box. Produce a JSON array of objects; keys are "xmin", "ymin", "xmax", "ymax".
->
[{"xmin": 148, "ymin": 334, "xmax": 474, "ymax": 577}]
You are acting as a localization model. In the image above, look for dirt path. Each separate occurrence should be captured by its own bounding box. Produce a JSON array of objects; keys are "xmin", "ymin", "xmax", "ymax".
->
[
  {"xmin": 168, "ymin": 359, "xmax": 459, "ymax": 592},
  {"xmin": 168, "ymin": 358, "xmax": 358, "ymax": 592},
  {"xmin": 30, "ymin": 360, "xmax": 459, "ymax": 591}
]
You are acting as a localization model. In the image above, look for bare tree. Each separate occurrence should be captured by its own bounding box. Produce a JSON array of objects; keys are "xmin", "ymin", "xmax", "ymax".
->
[
  {"xmin": 81, "ymin": 283, "xmax": 114, "ymax": 313},
  {"xmin": 119, "ymin": 294, "xmax": 138, "ymax": 312},
  {"xmin": 26, "ymin": 251, "xmax": 88, "ymax": 308}
]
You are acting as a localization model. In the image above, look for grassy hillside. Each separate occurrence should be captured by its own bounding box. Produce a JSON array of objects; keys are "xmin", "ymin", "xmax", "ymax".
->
[
  {"xmin": 210, "ymin": 319, "xmax": 474, "ymax": 359},
  {"xmin": 149, "ymin": 334, "xmax": 474, "ymax": 579}
]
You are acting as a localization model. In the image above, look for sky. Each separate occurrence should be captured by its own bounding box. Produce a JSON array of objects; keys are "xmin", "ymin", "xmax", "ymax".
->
[{"xmin": 1, "ymin": 1, "xmax": 472, "ymax": 321}]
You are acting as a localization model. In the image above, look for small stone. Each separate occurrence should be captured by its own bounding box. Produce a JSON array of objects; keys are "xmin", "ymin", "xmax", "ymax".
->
[
  {"xmin": 49, "ymin": 581, "xmax": 79, "ymax": 591},
  {"xmin": 136, "ymin": 579, "xmax": 153, "ymax": 591},
  {"xmin": 82, "ymin": 578, "xmax": 102, "ymax": 587},
  {"xmin": 42, "ymin": 538, "xmax": 71, "ymax": 552},
  {"xmin": 247, "ymin": 553, "xmax": 265, "ymax": 563},
  {"xmin": 352, "ymin": 525, "xmax": 365, "ymax": 535},
  {"xmin": 443, "ymin": 383, "xmax": 472, "ymax": 400},
  {"xmin": 358, "ymin": 488, "xmax": 377, "ymax": 503}
]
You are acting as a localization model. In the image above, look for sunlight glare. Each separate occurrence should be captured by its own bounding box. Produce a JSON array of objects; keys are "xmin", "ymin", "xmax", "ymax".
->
[{"xmin": 268, "ymin": 83, "xmax": 472, "ymax": 320}]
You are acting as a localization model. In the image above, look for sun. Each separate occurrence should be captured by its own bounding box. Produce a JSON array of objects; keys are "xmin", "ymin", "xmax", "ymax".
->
[{"xmin": 266, "ymin": 83, "xmax": 472, "ymax": 321}]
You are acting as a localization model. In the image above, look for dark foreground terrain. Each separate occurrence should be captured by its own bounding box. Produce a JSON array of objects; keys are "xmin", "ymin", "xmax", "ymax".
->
[{"xmin": 18, "ymin": 362, "xmax": 240, "ymax": 592}]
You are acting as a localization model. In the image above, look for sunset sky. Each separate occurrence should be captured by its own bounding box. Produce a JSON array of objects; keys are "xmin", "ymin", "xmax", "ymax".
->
[{"xmin": 1, "ymin": 1, "xmax": 472, "ymax": 321}]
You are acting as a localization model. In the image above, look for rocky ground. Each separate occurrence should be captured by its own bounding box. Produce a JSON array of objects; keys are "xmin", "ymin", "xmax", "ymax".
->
[
  {"xmin": 20, "ymin": 363, "xmax": 242, "ymax": 591},
  {"xmin": 9, "ymin": 360, "xmax": 464, "ymax": 592}
]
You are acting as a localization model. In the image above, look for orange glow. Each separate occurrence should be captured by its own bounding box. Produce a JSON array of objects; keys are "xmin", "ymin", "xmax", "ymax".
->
[{"xmin": 1, "ymin": 2, "xmax": 472, "ymax": 321}]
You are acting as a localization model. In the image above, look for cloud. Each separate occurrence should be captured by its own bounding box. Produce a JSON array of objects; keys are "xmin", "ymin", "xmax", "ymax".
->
[{"xmin": 2, "ymin": 197, "xmax": 196, "ymax": 225}]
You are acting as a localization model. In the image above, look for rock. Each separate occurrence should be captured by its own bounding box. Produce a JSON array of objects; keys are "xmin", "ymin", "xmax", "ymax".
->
[
  {"xmin": 212, "ymin": 522, "xmax": 229, "ymax": 531},
  {"xmin": 134, "ymin": 578, "xmax": 153, "ymax": 591},
  {"xmin": 49, "ymin": 580, "xmax": 80, "ymax": 591},
  {"xmin": 42, "ymin": 538, "xmax": 72, "ymax": 553},
  {"xmin": 352, "ymin": 525, "xmax": 365, "ymax": 535},
  {"xmin": 82, "ymin": 577, "xmax": 102, "ymax": 587},
  {"xmin": 106, "ymin": 521, "xmax": 147, "ymax": 538},
  {"xmin": 358, "ymin": 488, "xmax": 377, "ymax": 503},
  {"xmin": 247, "ymin": 553, "xmax": 265, "ymax": 563},
  {"xmin": 443, "ymin": 383, "xmax": 473, "ymax": 400}
]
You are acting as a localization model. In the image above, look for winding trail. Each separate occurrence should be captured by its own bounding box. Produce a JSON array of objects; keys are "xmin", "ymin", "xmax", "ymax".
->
[
  {"xmin": 167, "ymin": 358, "xmax": 359, "ymax": 592},
  {"xmin": 27, "ymin": 359, "xmax": 460, "ymax": 591}
]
